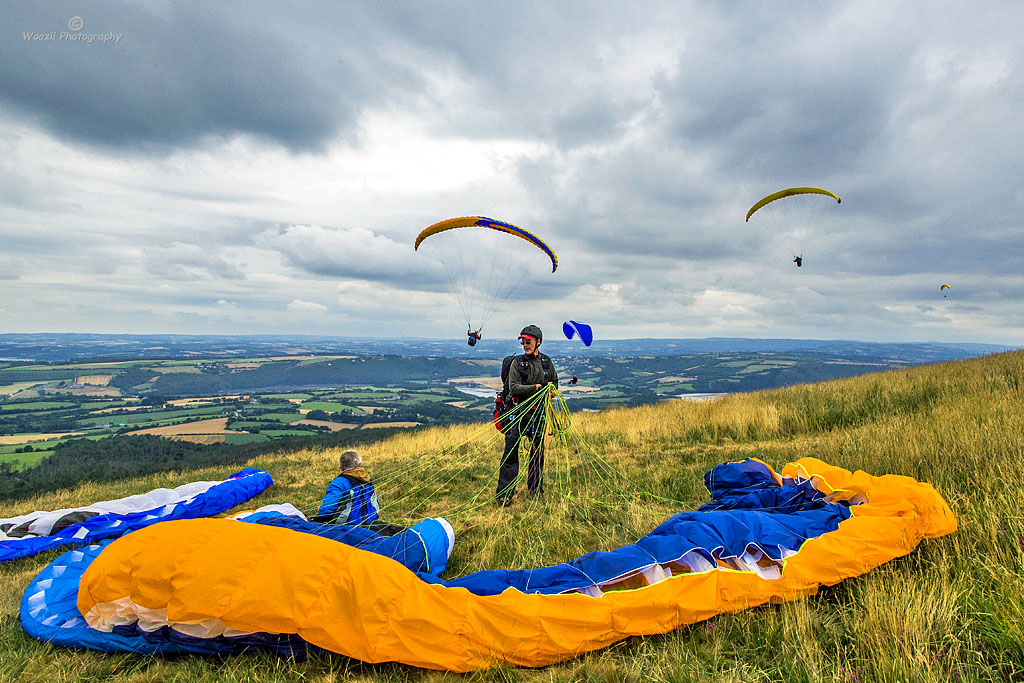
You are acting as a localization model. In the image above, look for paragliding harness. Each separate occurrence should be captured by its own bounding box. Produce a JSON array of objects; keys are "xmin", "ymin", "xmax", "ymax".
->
[{"xmin": 493, "ymin": 353, "xmax": 554, "ymax": 432}]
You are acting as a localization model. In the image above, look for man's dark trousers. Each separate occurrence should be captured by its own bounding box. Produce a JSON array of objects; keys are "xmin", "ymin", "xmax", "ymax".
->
[{"xmin": 496, "ymin": 413, "xmax": 545, "ymax": 501}]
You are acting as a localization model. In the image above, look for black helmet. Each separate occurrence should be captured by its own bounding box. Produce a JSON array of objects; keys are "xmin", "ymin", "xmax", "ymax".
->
[{"xmin": 518, "ymin": 324, "xmax": 543, "ymax": 342}]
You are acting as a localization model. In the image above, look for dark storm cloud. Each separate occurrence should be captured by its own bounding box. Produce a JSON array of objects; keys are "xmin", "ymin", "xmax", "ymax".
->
[
  {"xmin": 657, "ymin": 45, "xmax": 905, "ymax": 180},
  {"xmin": 363, "ymin": 2, "xmax": 678, "ymax": 146},
  {"xmin": 1, "ymin": 2, "xmax": 426, "ymax": 151}
]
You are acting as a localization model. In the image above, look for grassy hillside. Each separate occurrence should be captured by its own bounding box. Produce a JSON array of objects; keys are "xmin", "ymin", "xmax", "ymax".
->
[{"xmin": 2, "ymin": 351, "xmax": 1023, "ymax": 682}]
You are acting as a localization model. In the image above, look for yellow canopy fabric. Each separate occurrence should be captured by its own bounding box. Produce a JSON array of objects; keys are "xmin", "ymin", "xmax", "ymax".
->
[
  {"xmin": 745, "ymin": 187, "xmax": 841, "ymax": 222},
  {"xmin": 78, "ymin": 457, "xmax": 955, "ymax": 671}
]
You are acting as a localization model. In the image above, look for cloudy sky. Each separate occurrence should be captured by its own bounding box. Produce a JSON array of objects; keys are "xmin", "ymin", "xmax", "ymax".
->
[{"xmin": 1, "ymin": 1, "xmax": 1022, "ymax": 344}]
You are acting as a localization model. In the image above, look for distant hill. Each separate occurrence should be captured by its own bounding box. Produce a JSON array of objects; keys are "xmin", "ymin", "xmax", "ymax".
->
[{"xmin": 0, "ymin": 333, "xmax": 1014, "ymax": 363}]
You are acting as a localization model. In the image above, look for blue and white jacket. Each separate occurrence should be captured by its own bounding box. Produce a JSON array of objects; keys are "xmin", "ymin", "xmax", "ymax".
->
[{"xmin": 316, "ymin": 467, "xmax": 380, "ymax": 525}]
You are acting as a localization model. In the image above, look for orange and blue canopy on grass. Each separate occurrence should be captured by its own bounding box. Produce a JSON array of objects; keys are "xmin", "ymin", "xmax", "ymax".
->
[{"xmin": 21, "ymin": 457, "xmax": 955, "ymax": 671}]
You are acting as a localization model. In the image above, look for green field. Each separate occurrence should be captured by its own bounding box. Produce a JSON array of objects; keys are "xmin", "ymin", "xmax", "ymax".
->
[
  {"xmin": 321, "ymin": 389, "xmax": 402, "ymax": 399},
  {"xmin": 0, "ymin": 447, "xmax": 54, "ymax": 469},
  {"xmin": 0, "ymin": 401, "xmax": 78, "ymax": 412},
  {"xmin": 257, "ymin": 428, "xmax": 321, "ymax": 437},
  {"xmin": 80, "ymin": 400, "xmax": 137, "ymax": 409},
  {"xmin": 0, "ymin": 350, "xmax": 972, "ymax": 480},
  {"xmin": 249, "ymin": 412, "xmax": 305, "ymax": 423},
  {"xmin": 299, "ymin": 401, "xmax": 363, "ymax": 413},
  {"xmin": 223, "ymin": 433, "xmax": 270, "ymax": 445}
]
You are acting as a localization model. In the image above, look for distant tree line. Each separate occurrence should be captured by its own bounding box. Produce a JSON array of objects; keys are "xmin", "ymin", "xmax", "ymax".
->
[{"xmin": 0, "ymin": 407, "xmax": 82, "ymax": 436}]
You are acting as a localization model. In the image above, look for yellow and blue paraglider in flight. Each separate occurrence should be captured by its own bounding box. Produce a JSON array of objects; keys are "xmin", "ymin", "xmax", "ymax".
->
[
  {"xmin": 415, "ymin": 216, "xmax": 557, "ymax": 272},
  {"xmin": 941, "ymin": 284, "xmax": 951, "ymax": 298},
  {"xmin": 415, "ymin": 217, "xmax": 558, "ymax": 345}
]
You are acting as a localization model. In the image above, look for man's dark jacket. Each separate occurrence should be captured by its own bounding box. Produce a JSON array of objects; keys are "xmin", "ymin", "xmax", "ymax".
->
[{"xmin": 507, "ymin": 351, "xmax": 558, "ymax": 403}]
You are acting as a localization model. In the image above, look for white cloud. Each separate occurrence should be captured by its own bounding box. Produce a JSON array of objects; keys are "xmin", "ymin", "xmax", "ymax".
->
[{"xmin": 286, "ymin": 299, "xmax": 329, "ymax": 314}]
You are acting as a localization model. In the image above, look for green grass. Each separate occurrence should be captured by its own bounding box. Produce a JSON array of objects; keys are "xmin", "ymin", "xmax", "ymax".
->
[
  {"xmin": 80, "ymin": 400, "xmax": 137, "ymax": 409},
  {"xmin": 257, "ymin": 429, "xmax": 320, "ymax": 437},
  {"xmin": 223, "ymin": 433, "xmax": 270, "ymax": 445},
  {"xmin": 248, "ymin": 412, "xmax": 305, "ymax": 423},
  {"xmin": 330, "ymin": 391, "xmax": 401, "ymax": 400},
  {"xmin": 0, "ymin": 448, "xmax": 54, "ymax": 469},
  {"xmin": 300, "ymin": 401, "xmax": 363, "ymax": 413},
  {"xmin": 404, "ymin": 394, "xmax": 460, "ymax": 404},
  {"xmin": 2, "ymin": 350, "xmax": 1024, "ymax": 681},
  {"xmin": 652, "ymin": 382, "xmax": 695, "ymax": 393}
]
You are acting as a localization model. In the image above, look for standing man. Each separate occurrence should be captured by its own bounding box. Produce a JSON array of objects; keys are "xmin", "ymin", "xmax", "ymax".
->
[{"xmin": 496, "ymin": 324, "xmax": 558, "ymax": 505}]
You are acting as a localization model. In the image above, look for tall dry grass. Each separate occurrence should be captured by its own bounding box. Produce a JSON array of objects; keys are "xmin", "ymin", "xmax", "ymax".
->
[{"xmin": 3, "ymin": 351, "xmax": 1024, "ymax": 681}]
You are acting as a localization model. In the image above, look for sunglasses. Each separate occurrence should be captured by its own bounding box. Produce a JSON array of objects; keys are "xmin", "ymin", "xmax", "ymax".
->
[{"xmin": 520, "ymin": 338, "xmax": 537, "ymax": 345}]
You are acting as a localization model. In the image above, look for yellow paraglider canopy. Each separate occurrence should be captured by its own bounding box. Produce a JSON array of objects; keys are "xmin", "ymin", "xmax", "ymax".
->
[{"xmin": 745, "ymin": 187, "xmax": 841, "ymax": 222}]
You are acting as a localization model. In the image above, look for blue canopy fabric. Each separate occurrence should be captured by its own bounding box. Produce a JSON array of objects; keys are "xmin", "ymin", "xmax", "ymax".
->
[
  {"xmin": 2, "ymin": 467, "xmax": 273, "ymax": 563},
  {"xmin": 21, "ymin": 459, "xmax": 853, "ymax": 657},
  {"xmin": 562, "ymin": 320, "xmax": 594, "ymax": 346},
  {"xmin": 243, "ymin": 512, "xmax": 454, "ymax": 577},
  {"xmin": 422, "ymin": 460, "xmax": 849, "ymax": 595}
]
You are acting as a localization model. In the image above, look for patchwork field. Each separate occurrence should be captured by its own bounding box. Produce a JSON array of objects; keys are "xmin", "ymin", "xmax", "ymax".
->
[
  {"xmin": 127, "ymin": 417, "xmax": 241, "ymax": 437},
  {"xmin": 0, "ymin": 431, "xmax": 85, "ymax": 445},
  {"xmin": 0, "ymin": 348, "xmax": 983, "ymax": 471},
  {"xmin": 295, "ymin": 419, "xmax": 358, "ymax": 431}
]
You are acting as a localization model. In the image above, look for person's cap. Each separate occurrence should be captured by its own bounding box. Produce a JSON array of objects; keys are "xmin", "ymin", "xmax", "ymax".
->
[{"xmin": 518, "ymin": 324, "xmax": 543, "ymax": 342}]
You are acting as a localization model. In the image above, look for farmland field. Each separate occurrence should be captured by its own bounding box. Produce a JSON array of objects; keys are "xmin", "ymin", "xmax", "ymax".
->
[{"xmin": 1, "ymin": 344, "xmax": 1007, "ymax": 484}]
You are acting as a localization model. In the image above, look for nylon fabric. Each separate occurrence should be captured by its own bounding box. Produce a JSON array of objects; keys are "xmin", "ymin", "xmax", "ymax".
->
[
  {"xmin": 1, "ymin": 467, "xmax": 273, "ymax": 563},
  {"xmin": 22, "ymin": 457, "xmax": 955, "ymax": 671}
]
